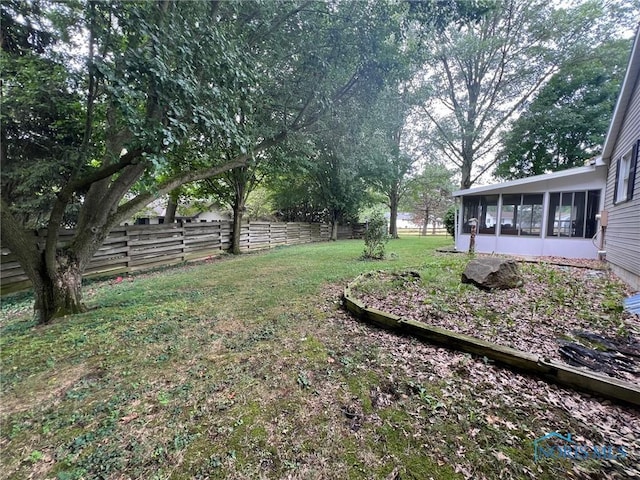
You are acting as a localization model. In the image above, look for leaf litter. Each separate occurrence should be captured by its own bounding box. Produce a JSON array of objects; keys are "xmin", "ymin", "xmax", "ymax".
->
[
  {"xmin": 339, "ymin": 258, "xmax": 640, "ymax": 479},
  {"xmin": 352, "ymin": 261, "xmax": 639, "ymax": 383}
]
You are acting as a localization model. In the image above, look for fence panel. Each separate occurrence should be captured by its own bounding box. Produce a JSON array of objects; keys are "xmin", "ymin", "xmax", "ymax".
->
[
  {"xmin": 127, "ymin": 224, "xmax": 185, "ymax": 271},
  {"xmin": 0, "ymin": 249, "xmax": 29, "ymax": 288},
  {"xmin": 1, "ymin": 221, "xmax": 371, "ymax": 294},
  {"xmin": 337, "ymin": 223, "xmax": 366, "ymax": 240},
  {"xmin": 248, "ymin": 222, "xmax": 271, "ymax": 249},
  {"xmin": 183, "ymin": 222, "xmax": 226, "ymax": 261},
  {"xmin": 270, "ymin": 223, "xmax": 287, "ymax": 247}
]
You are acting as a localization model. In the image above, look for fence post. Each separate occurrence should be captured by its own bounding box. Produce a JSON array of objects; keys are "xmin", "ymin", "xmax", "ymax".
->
[
  {"xmin": 180, "ymin": 220, "xmax": 186, "ymax": 262},
  {"xmin": 124, "ymin": 226, "xmax": 131, "ymax": 274}
]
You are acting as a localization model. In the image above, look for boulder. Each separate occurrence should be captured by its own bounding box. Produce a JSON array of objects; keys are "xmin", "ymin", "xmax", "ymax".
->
[{"xmin": 461, "ymin": 258, "xmax": 523, "ymax": 290}]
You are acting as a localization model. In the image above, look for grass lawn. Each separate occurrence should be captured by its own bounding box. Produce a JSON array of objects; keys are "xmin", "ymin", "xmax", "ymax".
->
[{"xmin": 1, "ymin": 237, "xmax": 637, "ymax": 479}]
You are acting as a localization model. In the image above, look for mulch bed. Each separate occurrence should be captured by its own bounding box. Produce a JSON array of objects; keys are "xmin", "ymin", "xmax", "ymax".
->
[{"xmin": 351, "ymin": 257, "xmax": 640, "ymax": 384}]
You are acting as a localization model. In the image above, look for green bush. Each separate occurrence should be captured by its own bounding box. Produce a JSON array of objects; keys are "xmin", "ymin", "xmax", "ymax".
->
[
  {"xmin": 444, "ymin": 206, "xmax": 456, "ymax": 239},
  {"xmin": 363, "ymin": 212, "xmax": 389, "ymax": 259}
]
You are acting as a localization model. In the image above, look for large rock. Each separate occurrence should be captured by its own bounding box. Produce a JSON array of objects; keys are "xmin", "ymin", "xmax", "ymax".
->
[{"xmin": 461, "ymin": 258, "xmax": 523, "ymax": 290}]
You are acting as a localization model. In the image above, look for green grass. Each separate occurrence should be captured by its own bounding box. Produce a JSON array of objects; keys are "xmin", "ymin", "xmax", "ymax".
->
[{"xmin": 1, "ymin": 237, "xmax": 634, "ymax": 479}]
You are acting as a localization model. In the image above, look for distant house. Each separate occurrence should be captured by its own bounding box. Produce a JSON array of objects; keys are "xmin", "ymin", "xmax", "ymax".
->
[
  {"xmin": 384, "ymin": 212, "xmax": 419, "ymax": 229},
  {"xmin": 192, "ymin": 209, "xmax": 232, "ymax": 223},
  {"xmin": 125, "ymin": 200, "xmax": 231, "ymax": 225},
  {"xmin": 600, "ymin": 29, "xmax": 640, "ymax": 290},
  {"xmin": 451, "ymin": 163, "xmax": 607, "ymax": 259},
  {"xmin": 384, "ymin": 212, "xmax": 443, "ymax": 229}
]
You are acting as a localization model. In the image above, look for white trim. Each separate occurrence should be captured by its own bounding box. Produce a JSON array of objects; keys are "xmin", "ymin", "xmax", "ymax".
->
[
  {"xmin": 615, "ymin": 147, "xmax": 633, "ymax": 203},
  {"xmin": 602, "ymin": 27, "xmax": 640, "ymax": 163},
  {"xmin": 455, "ymin": 233, "xmax": 599, "ymax": 259}
]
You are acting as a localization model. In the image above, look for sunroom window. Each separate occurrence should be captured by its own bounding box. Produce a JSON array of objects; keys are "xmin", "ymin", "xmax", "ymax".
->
[
  {"xmin": 499, "ymin": 194, "xmax": 543, "ymax": 236},
  {"xmin": 461, "ymin": 195, "xmax": 498, "ymax": 234},
  {"xmin": 547, "ymin": 190, "xmax": 600, "ymax": 238}
]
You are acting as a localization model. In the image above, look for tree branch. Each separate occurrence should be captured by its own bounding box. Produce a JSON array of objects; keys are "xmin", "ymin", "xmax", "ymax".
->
[
  {"xmin": 109, "ymin": 132, "xmax": 287, "ymax": 227},
  {"xmin": 0, "ymin": 198, "xmax": 40, "ymax": 281},
  {"xmin": 419, "ymin": 104, "xmax": 462, "ymax": 161}
]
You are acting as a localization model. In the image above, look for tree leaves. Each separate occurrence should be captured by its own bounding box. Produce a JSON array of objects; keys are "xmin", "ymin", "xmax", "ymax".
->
[
  {"xmin": 494, "ymin": 38, "xmax": 631, "ymax": 180},
  {"xmin": 412, "ymin": 0, "xmax": 637, "ymax": 188}
]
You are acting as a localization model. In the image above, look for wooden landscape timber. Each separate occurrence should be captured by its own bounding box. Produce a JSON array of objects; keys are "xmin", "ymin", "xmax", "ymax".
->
[{"xmin": 343, "ymin": 274, "xmax": 640, "ymax": 407}]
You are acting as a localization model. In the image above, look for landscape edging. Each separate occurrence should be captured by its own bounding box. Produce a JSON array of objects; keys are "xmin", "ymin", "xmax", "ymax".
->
[{"xmin": 343, "ymin": 272, "xmax": 640, "ymax": 407}]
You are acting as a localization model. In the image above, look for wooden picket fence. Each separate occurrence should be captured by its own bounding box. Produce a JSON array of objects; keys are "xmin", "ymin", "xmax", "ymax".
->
[{"xmin": 0, "ymin": 221, "xmax": 365, "ymax": 295}]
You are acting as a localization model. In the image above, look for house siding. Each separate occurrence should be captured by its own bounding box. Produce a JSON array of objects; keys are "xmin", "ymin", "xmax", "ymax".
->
[{"xmin": 604, "ymin": 69, "xmax": 640, "ymax": 290}]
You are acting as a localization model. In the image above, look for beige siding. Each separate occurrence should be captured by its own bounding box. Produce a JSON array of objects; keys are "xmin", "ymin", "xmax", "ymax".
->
[{"xmin": 604, "ymin": 72, "xmax": 640, "ymax": 285}]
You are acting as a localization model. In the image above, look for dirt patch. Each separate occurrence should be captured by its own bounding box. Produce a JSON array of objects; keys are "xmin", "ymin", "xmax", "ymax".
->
[{"xmin": 0, "ymin": 363, "xmax": 93, "ymax": 417}]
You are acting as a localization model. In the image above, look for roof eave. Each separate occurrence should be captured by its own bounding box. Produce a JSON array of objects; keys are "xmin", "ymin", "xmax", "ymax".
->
[
  {"xmin": 602, "ymin": 27, "xmax": 640, "ymax": 163},
  {"xmin": 451, "ymin": 164, "xmax": 601, "ymax": 197}
]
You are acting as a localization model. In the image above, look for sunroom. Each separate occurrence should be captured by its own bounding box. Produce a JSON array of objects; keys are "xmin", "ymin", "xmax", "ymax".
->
[{"xmin": 452, "ymin": 163, "xmax": 608, "ymax": 259}]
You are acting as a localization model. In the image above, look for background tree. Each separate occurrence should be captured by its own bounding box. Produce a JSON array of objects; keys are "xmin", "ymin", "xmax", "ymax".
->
[
  {"xmin": 269, "ymin": 120, "xmax": 374, "ymax": 241},
  {"xmin": 403, "ymin": 163, "xmax": 456, "ymax": 235},
  {"xmin": 364, "ymin": 88, "xmax": 417, "ymax": 239},
  {"xmin": 412, "ymin": 0, "xmax": 635, "ymax": 189},
  {"xmin": 1, "ymin": 0, "xmax": 425, "ymax": 323},
  {"xmin": 196, "ymin": 145, "xmax": 287, "ymax": 255},
  {"xmin": 244, "ymin": 187, "xmax": 275, "ymax": 221},
  {"xmin": 494, "ymin": 38, "xmax": 631, "ymax": 179}
]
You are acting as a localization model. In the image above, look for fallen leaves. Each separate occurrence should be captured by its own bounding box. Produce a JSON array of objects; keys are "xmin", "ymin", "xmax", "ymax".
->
[
  {"xmin": 352, "ymin": 262, "xmax": 639, "ymax": 383},
  {"xmin": 492, "ymin": 450, "xmax": 512, "ymax": 464},
  {"xmin": 332, "ymin": 263, "xmax": 640, "ymax": 480}
]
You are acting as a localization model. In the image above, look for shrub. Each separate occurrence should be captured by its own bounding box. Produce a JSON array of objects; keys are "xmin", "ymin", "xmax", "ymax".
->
[
  {"xmin": 444, "ymin": 206, "xmax": 456, "ymax": 239},
  {"xmin": 363, "ymin": 211, "xmax": 389, "ymax": 259}
]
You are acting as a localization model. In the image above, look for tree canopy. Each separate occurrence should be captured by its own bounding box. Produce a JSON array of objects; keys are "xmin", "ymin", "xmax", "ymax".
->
[
  {"xmin": 411, "ymin": 0, "xmax": 636, "ymax": 189},
  {"xmin": 402, "ymin": 162, "xmax": 456, "ymax": 234},
  {"xmin": 0, "ymin": 0, "xmax": 417, "ymax": 321},
  {"xmin": 494, "ymin": 38, "xmax": 631, "ymax": 179},
  {"xmin": 1, "ymin": 0, "xmax": 457, "ymax": 323}
]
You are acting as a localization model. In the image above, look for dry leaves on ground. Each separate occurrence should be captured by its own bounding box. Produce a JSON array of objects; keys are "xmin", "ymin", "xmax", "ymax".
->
[
  {"xmin": 353, "ymin": 260, "xmax": 639, "ymax": 384},
  {"xmin": 324, "ymin": 281, "xmax": 640, "ymax": 480}
]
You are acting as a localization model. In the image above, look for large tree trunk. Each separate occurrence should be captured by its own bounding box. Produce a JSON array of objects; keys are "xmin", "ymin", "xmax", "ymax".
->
[
  {"xmin": 231, "ymin": 203, "xmax": 245, "ymax": 254},
  {"xmin": 330, "ymin": 210, "xmax": 339, "ymax": 241},
  {"xmin": 1, "ymin": 202, "xmax": 87, "ymax": 324},
  {"xmin": 421, "ymin": 207, "xmax": 429, "ymax": 236},
  {"xmin": 165, "ymin": 189, "xmax": 179, "ymax": 223},
  {"xmin": 32, "ymin": 251, "xmax": 86, "ymax": 323},
  {"xmin": 460, "ymin": 140, "xmax": 474, "ymax": 189},
  {"xmin": 331, "ymin": 220, "xmax": 338, "ymax": 241},
  {"xmin": 230, "ymin": 178, "xmax": 247, "ymax": 254}
]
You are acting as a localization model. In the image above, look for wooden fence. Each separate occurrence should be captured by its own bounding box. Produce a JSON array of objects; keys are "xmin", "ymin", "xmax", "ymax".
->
[
  {"xmin": 1, "ymin": 221, "xmax": 365, "ymax": 295},
  {"xmin": 397, "ymin": 227, "xmax": 447, "ymax": 236}
]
